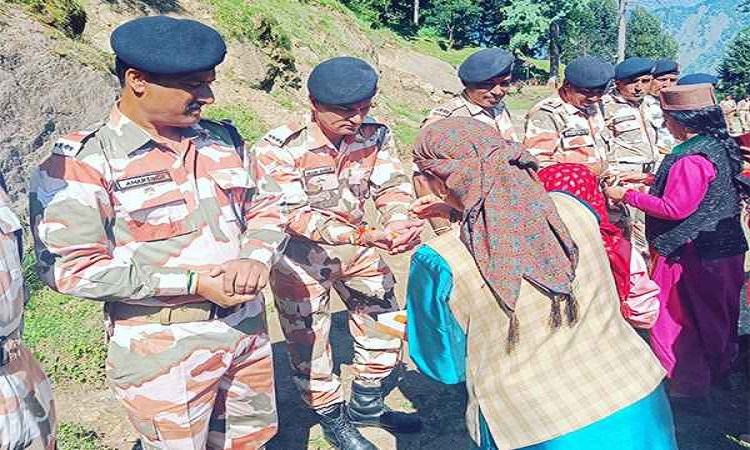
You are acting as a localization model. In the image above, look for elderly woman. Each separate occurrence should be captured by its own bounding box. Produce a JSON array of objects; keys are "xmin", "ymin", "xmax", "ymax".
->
[
  {"xmin": 605, "ymin": 84, "xmax": 750, "ymax": 408},
  {"xmin": 0, "ymin": 173, "xmax": 56, "ymax": 449},
  {"xmin": 406, "ymin": 118, "xmax": 676, "ymax": 450}
]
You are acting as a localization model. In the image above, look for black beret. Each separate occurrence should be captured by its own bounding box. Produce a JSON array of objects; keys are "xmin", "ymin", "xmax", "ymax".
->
[
  {"xmin": 614, "ymin": 57, "xmax": 655, "ymax": 81},
  {"xmin": 458, "ymin": 48, "xmax": 514, "ymax": 84},
  {"xmin": 308, "ymin": 57, "xmax": 379, "ymax": 105},
  {"xmin": 652, "ymin": 59, "xmax": 679, "ymax": 76},
  {"xmin": 564, "ymin": 56, "xmax": 614, "ymax": 90},
  {"xmin": 677, "ymin": 73, "xmax": 719, "ymax": 86},
  {"xmin": 111, "ymin": 16, "xmax": 226, "ymax": 75}
]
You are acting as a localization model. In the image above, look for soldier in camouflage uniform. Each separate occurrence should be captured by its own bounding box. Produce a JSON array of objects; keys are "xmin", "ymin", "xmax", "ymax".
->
[
  {"xmin": 523, "ymin": 56, "xmax": 613, "ymax": 173},
  {"xmin": 417, "ymin": 48, "xmax": 517, "ymax": 234},
  {"xmin": 421, "ymin": 48, "xmax": 518, "ymax": 140},
  {"xmin": 642, "ymin": 59, "xmax": 679, "ymax": 157},
  {"xmin": 30, "ymin": 17, "xmax": 287, "ymax": 450},
  {"xmin": 0, "ymin": 174, "xmax": 57, "ymax": 450},
  {"xmin": 601, "ymin": 57, "xmax": 660, "ymax": 253},
  {"xmin": 720, "ymin": 95, "xmax": 742, "ymax": 136},
  {"xmin": 738, "ymin": 97, "xmax": 750, "ymax": 134},
  {"xmin": 254, "ymin": 57, "xmax": 423, "ymax": 450}
]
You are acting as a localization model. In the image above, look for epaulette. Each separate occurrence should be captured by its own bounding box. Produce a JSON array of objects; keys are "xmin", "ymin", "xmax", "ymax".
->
[
  {"xmin": 263, "ymin": 121, "xmax": 306, "ymax": 147},
  {"xmin": 51, "ymin": 125, "xmax": 102, "ymax": 157},
  {"xmin": 538, "ymin": 97, "xmax": 565, "ymax": 114}
]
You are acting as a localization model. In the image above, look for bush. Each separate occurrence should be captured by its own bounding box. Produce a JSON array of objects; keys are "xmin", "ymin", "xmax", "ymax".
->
[
  {"xmin": 11, "ymin": 0, "xmax": 86, "ymax": 38},
  {"xmin": 203, "ymin": 105, "xmax": 268, "ymax": 143},
  {"xmin": 58, "ymin": 423, "xmax": 109, "ymax": 450}
]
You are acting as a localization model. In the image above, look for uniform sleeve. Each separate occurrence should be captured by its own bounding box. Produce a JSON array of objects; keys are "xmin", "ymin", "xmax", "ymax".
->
[
  {"xmin": 523, "ymin": 109, "xmax": 561, "ymax": 166},
  {"xmin": 369, "ymin": 129, "xmax": 415, "ymax": 226},
  {"xmin": 0, "ymin": 198, "xmax": 24, "ymax": 335},
  {"xmin": 30, "ymin": 153, "xmax": 190, "ymax": 302},
  {"xmin": 252, "ymin": 139, "xmax": 358, "ymax": 245},
  {"xmin": 624, "ymin": 155, "xmax": 716, "ymax": 220},
  {"xmin": 239, "ymin": 149, "xmax": 289, "ymax": 266},
  {"xmin": 406, "ymin": 245, "xmax": 466, "ymax": 385}
]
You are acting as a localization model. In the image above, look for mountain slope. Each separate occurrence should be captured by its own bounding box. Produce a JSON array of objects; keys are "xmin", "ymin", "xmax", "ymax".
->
[{"xmin": 647, "ymin": 0, "xmax": 746, "ymax": 73}]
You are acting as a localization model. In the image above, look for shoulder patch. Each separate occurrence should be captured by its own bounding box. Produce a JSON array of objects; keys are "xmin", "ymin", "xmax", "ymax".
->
[
  {"xmin": 538, "ymin": 98, "xmax": 564, "ymax": 114},
  {"xmin": 51, "ymin": 126, "xmax": 101, "ymax": 157},
  {"xmin": 263, "ymin": 121, "xmax": 305, "ymax": 147}
]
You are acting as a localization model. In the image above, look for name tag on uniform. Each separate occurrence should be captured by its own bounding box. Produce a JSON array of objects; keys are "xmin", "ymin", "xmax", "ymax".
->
[
  {"xmin": 612, "ymin": 115, "xmax": 637, "ymax": 125},
  {"xmin": 303, "ymin": 166, "xmax": 339, "ymax": 194},
  {"xmin": 562, "ymin": 128, "xmax": 589, "ymax": 138},
  {"xmin": 115, "ymin": 170, "xmax": 173, "ymax": 191}
]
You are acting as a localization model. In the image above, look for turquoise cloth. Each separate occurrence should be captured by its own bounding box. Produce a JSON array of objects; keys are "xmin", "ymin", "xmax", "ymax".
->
[
  {"xmin": 407, "ymin": 246, "xmax": 678, "ymax": 450},
  {"xmin": 406, "ymin": 245, "xmax": 466, "ymax": 384},
  {"xmin": 478, "ymin": 385, "xmax": 677, "ymax": 450}
]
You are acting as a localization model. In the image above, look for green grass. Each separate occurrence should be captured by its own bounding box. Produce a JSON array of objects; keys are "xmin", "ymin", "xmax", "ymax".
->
[
  {"xmin": 408, "ymin": 38, "xmax": 479, "ymax": 66},
  {"xmin": 9, "ymin": 0, "xmax": 86, "ymax": 37},
  {"xmin": 58, "ymin": 422, "xmax": 110, "ymax": 450},
  {"xmin": 23, "ymin": 286, "xmax": 106, "ymax": 386},
  {"xmin": 505, "ymin": 85, "xmax": 553, "ymax": 113},
  {"xmin": 203, "ymin": 104, "xmax": 268, "ymax": 143}
]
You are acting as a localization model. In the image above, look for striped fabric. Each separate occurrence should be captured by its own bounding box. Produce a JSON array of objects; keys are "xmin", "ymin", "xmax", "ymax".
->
[{"xmin": 425, "ymin": 192, "xmax": 666, "ymax": 449}]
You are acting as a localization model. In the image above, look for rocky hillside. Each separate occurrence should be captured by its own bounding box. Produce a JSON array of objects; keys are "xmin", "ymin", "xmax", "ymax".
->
[
  {"xmin": 646, "ymin": 0, "xmax": 745, "ymax": 73},
  {"xmin": 0, "ymin": 0, "xmax": 467, "ymax": 213}
]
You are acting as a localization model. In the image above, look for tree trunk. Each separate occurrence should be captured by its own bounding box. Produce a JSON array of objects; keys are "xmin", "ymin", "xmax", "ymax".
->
[
  {"xmin": 549, "ymin": 20, "xmax": 560, "ymax": 83},
  {"xmin": 617, "ymin": 0, "xmax": 628, "ymax": 62},
  {"xmin": 413, "ymin": 0, "xmax": 419, "ymax": 25}
]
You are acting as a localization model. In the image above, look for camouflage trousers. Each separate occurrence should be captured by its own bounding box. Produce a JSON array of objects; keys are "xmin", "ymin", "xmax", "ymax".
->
[
  {"xmin": 0, "ymin": 338, "xmax": 56, "ymax": 450},
  {"xmin": 270, "ymin": 239, "xmax": 402, "ymax": 410},
  {"xmin": 106, "ymin": 300, "xmax": 277, "ymax": 450}
]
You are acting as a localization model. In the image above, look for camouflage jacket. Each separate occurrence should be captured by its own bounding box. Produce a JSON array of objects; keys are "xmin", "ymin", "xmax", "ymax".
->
[
  {"xmin": 0, "ymin": 185, "xmax": 25, "ymax": 337},
  {"xmin": 641, "ymin": 95, "xmax": 676, "ymax": 155},
  {"xmin": 601, "ymin": 93, "xmax": 659, "ymax": 165},
  {"xmin": 30, "ymin": 107, "xmax": 288, "ymax": 306},
  {"xmin": 523, "ymin": 93, "xmax": 607, "ymax": 168},
  {"xmin": 253, "ymin": 115, "xmax": 414, "ymax": 245},
  {"xmin": 421, "ymin": 92, "xmax": 518, "ymax": 142}
]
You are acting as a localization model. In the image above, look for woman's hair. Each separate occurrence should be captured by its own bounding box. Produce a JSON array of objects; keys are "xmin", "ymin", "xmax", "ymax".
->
[
  {"xmin": 0, "ymin": 172, "xmax": 6, "ymax": 193},
  {"xmin": 668, "ymin": 105, "xmax": 748, "ymax": 195}
]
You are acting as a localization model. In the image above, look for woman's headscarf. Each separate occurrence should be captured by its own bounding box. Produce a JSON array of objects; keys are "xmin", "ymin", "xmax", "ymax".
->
[
  {"xmin": 538, "ymin": 164, "xmax": 632, "ymax": 302},
  {"xmin": 413, "ymin": 118, "xmax": 578, "ymax": 351}
]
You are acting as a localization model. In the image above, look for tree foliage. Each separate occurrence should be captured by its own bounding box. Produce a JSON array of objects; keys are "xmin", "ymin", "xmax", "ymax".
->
[
  {"xmin": 718, "ymin": 27, "xmax": 750, "ymax": 99},
  {"xmin": 561, "ymin": 0, "xmax": 618, "ymax": 63},
  {"xmin": 423, "ymin": 0, "xmax": 482, "ymax": 48},
  {"xmin": 625, "ymin": 7, "xmax": 678, "ymax": 60}
]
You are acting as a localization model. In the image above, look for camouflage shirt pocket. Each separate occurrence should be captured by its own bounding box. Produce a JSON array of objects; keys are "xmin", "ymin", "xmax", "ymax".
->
[
  {"xmin": 303, "ymin": 166, "xmax": 340, "ymax": 209},
  {"xmin": 611, "ymin": 115, "xmax": 643, "ymax": 142},
  {"xmin": 208, "ymin": 168, "xmax": 257, "ymax": 226},
  {"xmin": 113, "ymin": 171, "xmax": 196, "ymax": 242},
  {"xmin": 560, "ymin": 127, "xmax": 595, "ymax": 149}
]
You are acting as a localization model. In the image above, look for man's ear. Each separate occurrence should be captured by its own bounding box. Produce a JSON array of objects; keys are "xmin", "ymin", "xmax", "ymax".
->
[{"xmin": 125, "ymin": 68, "xmax": 149, "ymax": 95}]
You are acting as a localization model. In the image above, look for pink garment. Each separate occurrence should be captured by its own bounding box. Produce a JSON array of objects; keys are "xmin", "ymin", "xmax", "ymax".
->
[
  {"xmin": 624, "ymin": 246, "xmax": 660, "ymax": 329},
  {"xmin": 625, "ymin": 155, "xmax": 744, "ymax": 397}
]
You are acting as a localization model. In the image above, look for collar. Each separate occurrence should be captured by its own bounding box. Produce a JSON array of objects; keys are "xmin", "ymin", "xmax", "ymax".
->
[
  {"xmin": 612, "ymin": 91, "xmax": 644, "ymax": 107},
  {"xmin": 460, "ymin": 92, "xmax": 503, "ymax": 118},
  {"xmin": 555, "ymin": 92, "xmax": 596, "ymax": 118},
  {"xmin": 106, "ymin": 106, "xmax": 201, "ymax": 157},
  {"xmin": 305, "ymin": 114, "xmax": 358, "ymax": 152}
]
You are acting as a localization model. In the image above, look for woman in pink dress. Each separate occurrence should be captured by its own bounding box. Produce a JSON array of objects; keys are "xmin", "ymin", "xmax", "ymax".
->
[{"xmin": 605, "ymin": 83, "xmax": 749, "ymax": 411}]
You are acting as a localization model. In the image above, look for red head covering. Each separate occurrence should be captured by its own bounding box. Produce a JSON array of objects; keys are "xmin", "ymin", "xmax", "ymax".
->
[{"xmin": 537, "ymin": 164, "xmax": 632, "ymax": 302}]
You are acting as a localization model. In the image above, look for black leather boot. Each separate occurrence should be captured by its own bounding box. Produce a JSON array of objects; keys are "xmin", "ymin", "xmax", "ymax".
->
[
  {"xmin": 348, "ymin": 381, "xmax": 422, "ymax": 433},
  {"xmin": 316, "ymin": 403, "xmax": 378, "ymax": 450}
]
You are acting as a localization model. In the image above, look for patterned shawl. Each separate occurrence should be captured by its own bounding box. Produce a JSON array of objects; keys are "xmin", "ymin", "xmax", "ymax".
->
[
  {"xmin": 538, "ymin": 164, "xmax": 632, "ymax": 302},
  {"xmin": 413, "ymin": 118, "xmax": 579, "ymax": 351}
]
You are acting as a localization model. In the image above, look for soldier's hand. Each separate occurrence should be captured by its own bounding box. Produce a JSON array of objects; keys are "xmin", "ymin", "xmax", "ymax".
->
[
  {"xmin": 385, "ymin": 220, "xmax": 424, "ymax": 255},
  {"xmin": 195, "ymin": 273, "xmax": 255, "ymax": 308},
  {"xmin": 210, "ymin": 259, "xmax": 270, "ymax": 296},
  {"xmin": 362, "ymin": 229, "xmax": 394, "ymax": 251}
]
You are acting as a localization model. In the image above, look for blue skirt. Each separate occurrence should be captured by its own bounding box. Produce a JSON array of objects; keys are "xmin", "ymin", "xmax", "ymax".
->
[{"xmin": 477, "ymin": 385, "xmax": 677, "ymax": 450}]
